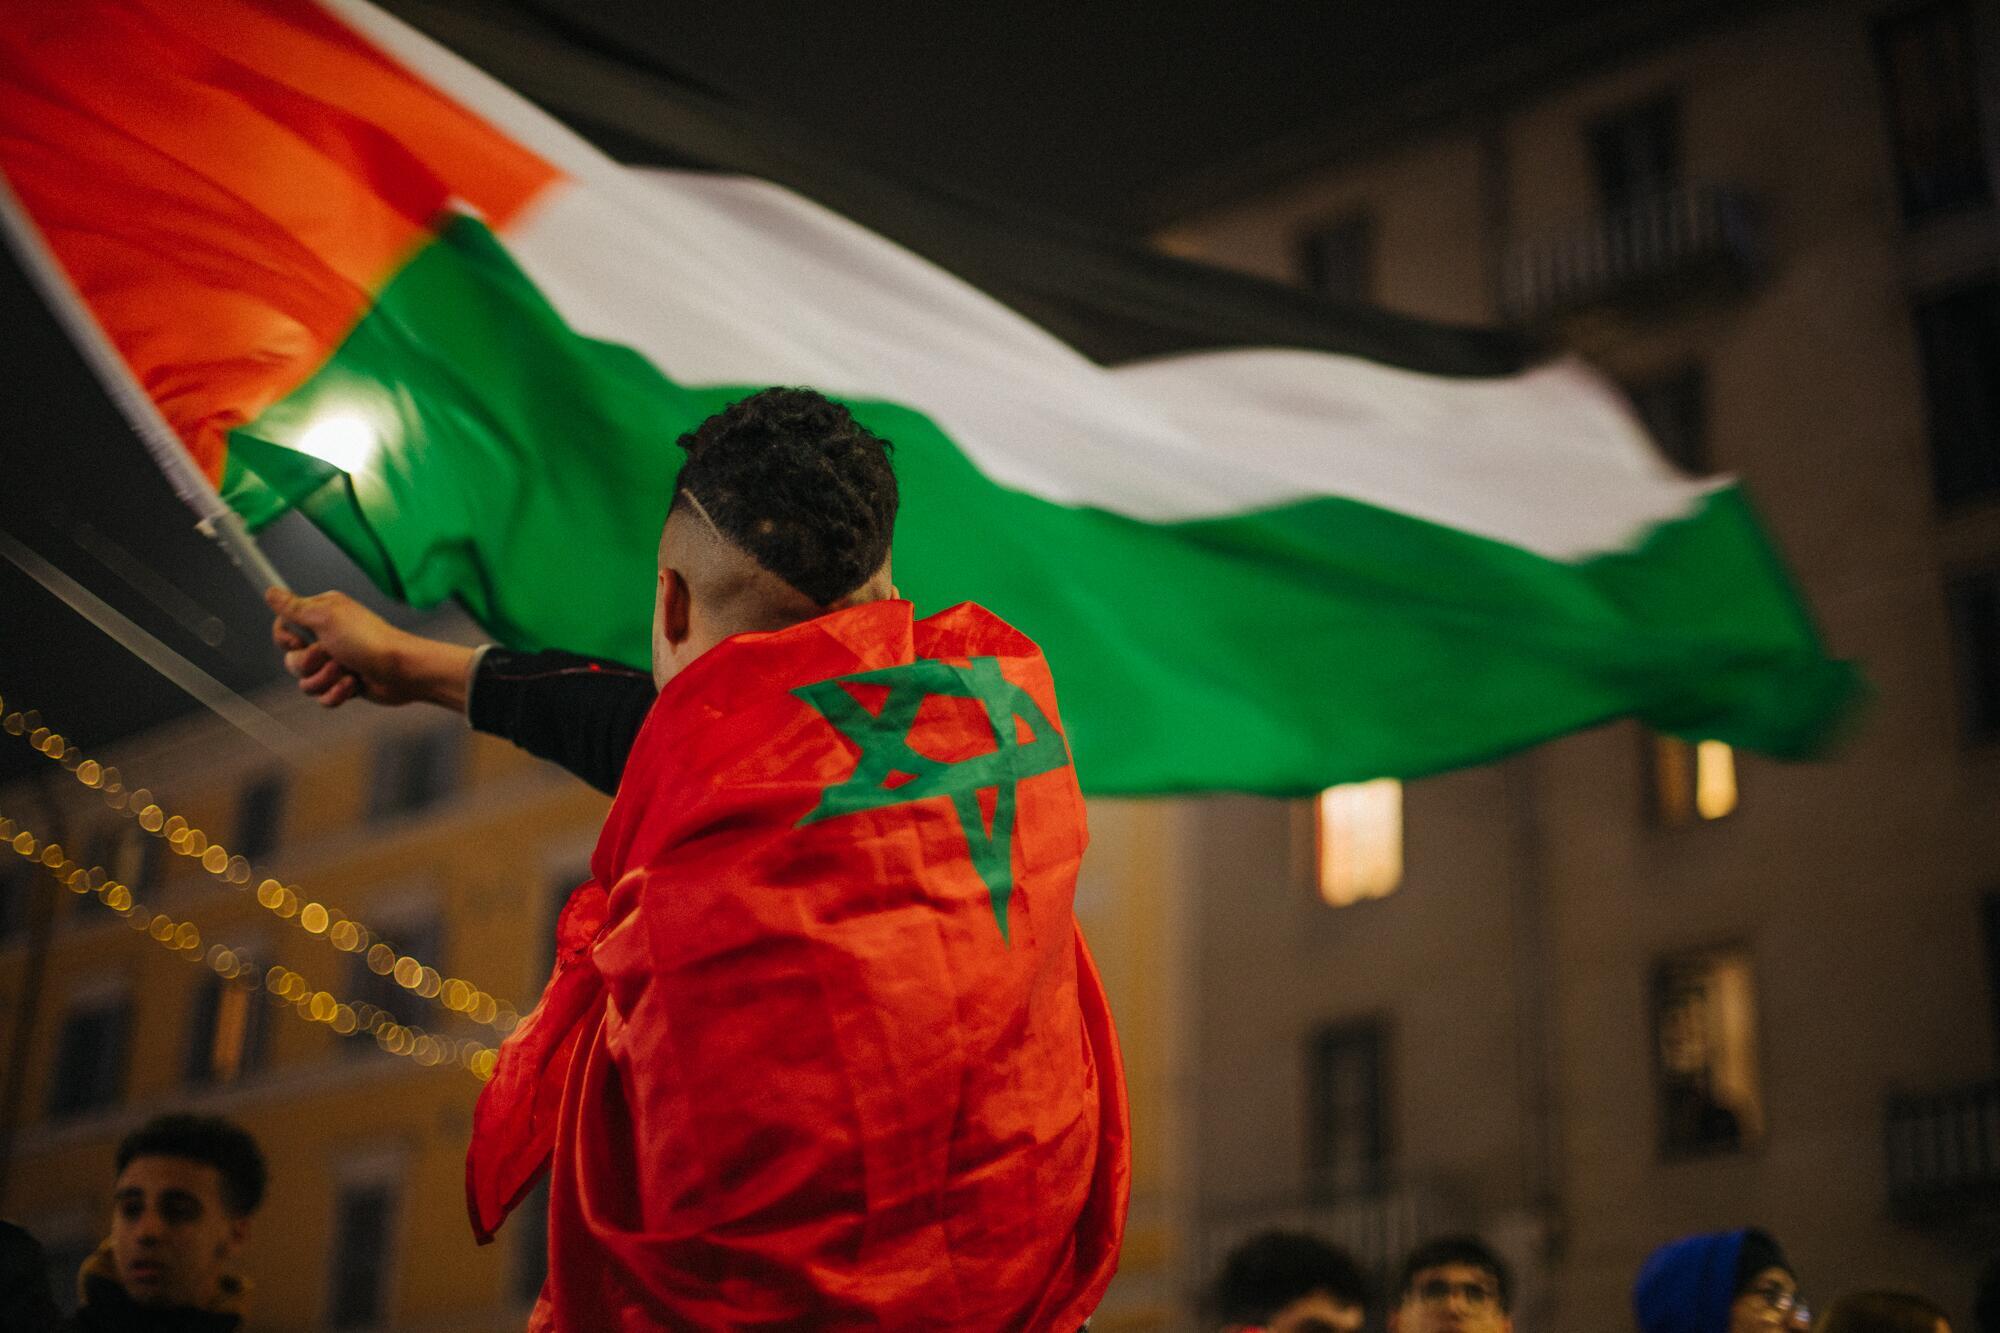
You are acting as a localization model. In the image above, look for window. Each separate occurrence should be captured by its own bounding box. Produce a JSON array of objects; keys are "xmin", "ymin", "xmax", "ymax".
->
[
  {"xmin": 345, "ymin": 914, "xmax": 443, "ymax": 1049},
  {"xmin": 183, "ymin": 973, "xmax": 268, "ymax": 1086},
  {"xmin": 513, "ymin": 1178, "xmax": 551, "ymax": 1309},
  {"xmin": 1948, "ymin": 567, "xmax": 2000, "ymax": 742},
  {"xmin": 1874, "ymin": 1, "xmax": 1992, "ymax": 221},
  {"xmin": 233, "ymin": 775, "xmax": 285, "ymax": 862},
  {"xmin": 1653, "ymin": 946, "xmax": 1763, "ymax": 1156},
  {"xmin": 1307, "ymin": 1022, "xmax": 1389, "ymax": 1199},
  {"xmin": 1648, "ymin": 735, "xmax": 1737, "ymax": 824},
  {"xmin": 0, "ymin": 858, "xmax": 32, "ymax": 945},
  {"xmin": 1627, "ymin": 364, "xmax": 1709, "ymax": 474},
  {"xmin": 91, "ymin": 825, "xmax": 164, "ymax": 898},
  {"xmin": 1589, "ymin": 95, "xmax": 1681, "ymax": 210},
  {"xmin": 1982, "ymin": 891, "xmax": 2000, "ymax": 1059},
  {"xmin": 47, "ymin": 988, "xmax": 132, "ymax": 1116},
  {"xmin": 1914, "ymin": 281, "xmax": 2000, "ymax": 508},
  {"xmin": 1316, "ymin": 780, "xmax": 1402, "ymax": 905},
  {"xmin": 1299, "ymin": 209, "xmax": 1377, "ymax": 303},
  {"xmin": 328, "ymin": 1177, "xmax": 398, "ymax": 1328},
  {"xmin": 367, "ymin": 730, "xmax": 459, "ymax": 821}
]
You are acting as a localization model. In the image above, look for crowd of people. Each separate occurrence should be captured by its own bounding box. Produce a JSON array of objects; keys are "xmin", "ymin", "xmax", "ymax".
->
[
  {"xmin": 0, "ymin": 1113, "xmax": 1987, "ymax": 1331},
  {"xmin": 1211, "ymin": 1223, "xmax": 1975, "ymax": 1333}
]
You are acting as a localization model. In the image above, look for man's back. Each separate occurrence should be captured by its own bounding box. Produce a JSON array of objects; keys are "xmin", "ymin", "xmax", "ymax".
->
[{"xmin": 475, "ymin": 600, "xmax": 1128, "ymax": 1331}]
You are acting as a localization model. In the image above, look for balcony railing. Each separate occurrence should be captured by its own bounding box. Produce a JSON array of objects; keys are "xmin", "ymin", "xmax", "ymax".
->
[
  {"xmin": 1885, "ymin": 1079, "xmax": 2000, "ymax": 1218},
  {"xmin": 1192, "ymin": 1181, "xmax": 1466, "ymax": 1289},
  {"xmin": 1500, "ymin": 184, "xmax": 1764, "ymax": 323}
]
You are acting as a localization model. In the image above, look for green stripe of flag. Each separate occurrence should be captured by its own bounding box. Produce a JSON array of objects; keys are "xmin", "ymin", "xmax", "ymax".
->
[{"xmin": 224, "ymin": 216, "xmax": 1859, "ymax": 795}]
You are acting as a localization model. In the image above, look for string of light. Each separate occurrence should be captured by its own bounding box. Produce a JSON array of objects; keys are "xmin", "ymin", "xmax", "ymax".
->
[
  {"xmin": 0, "ymin": 692, "xmax": 523, "ymax": 1038},
  {"xmin": 0, "ymin": 806, "xmax": 499, "ymax": 1079}
]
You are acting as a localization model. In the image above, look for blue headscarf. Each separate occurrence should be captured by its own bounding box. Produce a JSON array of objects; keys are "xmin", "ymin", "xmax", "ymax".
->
[{"xmin": 1633, "ymin": 1229, "xmax": 1789, "ymax": 1333}]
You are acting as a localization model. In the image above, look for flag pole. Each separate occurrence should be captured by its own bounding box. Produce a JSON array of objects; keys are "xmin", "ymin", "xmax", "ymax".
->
[{"xmin": 0, "ymin": 175, "xmax": 294, "ymax": 598}]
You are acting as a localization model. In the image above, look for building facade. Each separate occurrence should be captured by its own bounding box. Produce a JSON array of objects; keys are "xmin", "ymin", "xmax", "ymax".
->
[{"xmin": 1156, "ymin": 0, "xmax": 2000, "ymax": 1327}]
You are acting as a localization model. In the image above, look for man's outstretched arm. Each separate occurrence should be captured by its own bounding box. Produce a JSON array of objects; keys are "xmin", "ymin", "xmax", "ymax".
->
[{"xmin": 267, "ymin": 589, "xmax": 654, "ymax": 795}]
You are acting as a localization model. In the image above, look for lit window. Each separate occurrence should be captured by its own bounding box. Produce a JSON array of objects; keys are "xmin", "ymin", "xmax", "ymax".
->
[
  {"xmin": 1650, "ymin": 736, "xmax": 1737, "ymax": 824},
  {"xmin": 184, "ymin": 973, "xmax": 268, "ymax": 1086},
  {"xmin": 1653, "ymin": 945, "xmax": 1764, "ymax": 1156},
  {"xmin": 1316, "ymin": 779, "xmax": 1402, "ymax": 905}
]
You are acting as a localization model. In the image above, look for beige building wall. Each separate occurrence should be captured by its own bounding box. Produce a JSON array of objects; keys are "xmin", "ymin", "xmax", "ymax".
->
[{"xmin": 1163, "ymin": 1, "xmax": 2000, "ymax": 1328}]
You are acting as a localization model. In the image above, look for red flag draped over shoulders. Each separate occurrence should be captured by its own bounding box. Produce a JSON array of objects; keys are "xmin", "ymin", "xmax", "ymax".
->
[{"xmin": 468, "ymin": 599, "xmax": 1129, "ymax": 1331}]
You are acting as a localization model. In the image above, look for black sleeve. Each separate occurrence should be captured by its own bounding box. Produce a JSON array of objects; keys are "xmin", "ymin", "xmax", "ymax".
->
[{"xmin": 466, "ymin": 647, "xmax": 656, "ymax": 795}]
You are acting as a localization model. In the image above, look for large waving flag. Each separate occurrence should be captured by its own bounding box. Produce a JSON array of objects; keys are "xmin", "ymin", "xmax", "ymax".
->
[{"xmin": 0, "ymin": 0, "xmax": 1859, "ymax": 795}]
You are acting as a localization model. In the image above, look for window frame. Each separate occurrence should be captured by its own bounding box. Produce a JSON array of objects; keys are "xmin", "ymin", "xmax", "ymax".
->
[
  {"xmin": 1305, "ymin": 1018, "xmax": 1392, "ymax": 1201},
  {"xmin": 1650, "ymin": 942, "xmax": 1766, "ymax": 1160},
  {"xmin": 325, "ymin": 1149, "xmax": 409, "ymax": 1331},
  {"xmin": 45, "ymin": 977, "xmax": 134, "ymax": 1119},
  {"xmin": 1871, "ymin": 0, "xmax": 1994, "ymax": 222}
]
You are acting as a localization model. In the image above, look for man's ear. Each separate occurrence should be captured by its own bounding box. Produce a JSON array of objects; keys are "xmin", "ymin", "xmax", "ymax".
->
[
  {"xmin": 1387, "ymin": 1308, "xmax": 1403, "ymax": 1333},
  {"xmin": 660, "ymin": 568, "xmax": 692, "ymax": 646},
  {"xmin": 221, "ymin": 1214, "xmax": 250, "ymax": 1258}
]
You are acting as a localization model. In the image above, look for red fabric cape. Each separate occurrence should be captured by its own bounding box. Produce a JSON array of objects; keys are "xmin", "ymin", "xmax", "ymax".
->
[{"xmin": 466, "ymin": 600, "xmax": 1129, "ymax": 1330}]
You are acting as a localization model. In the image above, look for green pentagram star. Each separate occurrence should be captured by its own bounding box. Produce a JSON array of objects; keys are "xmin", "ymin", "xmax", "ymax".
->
[{"xmin": 794, "ymin": 656, "xmax": 1071, "ymax": 942}]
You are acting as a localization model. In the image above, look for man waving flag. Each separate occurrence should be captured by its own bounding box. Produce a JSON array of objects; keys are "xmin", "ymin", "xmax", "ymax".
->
[
  {"xmin": 0, "ymin": 0, "xmax": 1858, "ymax": 800},
  {"xmin": 270, "ymin": 390, "xmax": 1129, "ymax": 1329}
]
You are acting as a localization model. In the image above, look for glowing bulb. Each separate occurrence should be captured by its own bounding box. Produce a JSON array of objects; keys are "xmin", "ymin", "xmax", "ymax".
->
[{"xmin": 294, "ymin": 411, "xmax": 379, "ymax": 473}]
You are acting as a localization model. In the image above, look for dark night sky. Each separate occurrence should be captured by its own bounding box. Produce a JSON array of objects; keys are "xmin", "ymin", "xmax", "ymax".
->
[{"xmin": 0, "ymin": 0, "xmax": 1759, "ymax": 787}]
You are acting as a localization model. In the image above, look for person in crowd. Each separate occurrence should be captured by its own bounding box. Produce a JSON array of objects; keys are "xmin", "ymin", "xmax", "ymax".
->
[
  {"xmin": 270, "ymin": 387, "xmax": 1127, "ymax": 1329},
  {"xmin": 1212, "ymin": 1229, "xmax": 1371, "ymax": 1333},
  {"xmin": 68, "ymin": 1113, "xmax": 265, "ymax": 1332},
  {"xmin": 1815, "ymin": 1290, "xmax": 1950, "ymax": 1333},
  {"xmin": 1, "ymin": 1220, "xmax": 62, "ymax": 1331},
  {"xmin": 1389, "ymin": 1235, "xmax": 1513, "ymax": 1333},
  {"xmin": 1634, "ymin": 1228, "xmax": 1808, "ymax": 1333}
]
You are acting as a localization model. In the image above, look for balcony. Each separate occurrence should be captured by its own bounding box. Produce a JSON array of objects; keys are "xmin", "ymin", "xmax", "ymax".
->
[
  {"xmin": 1885, "ymin": 1079, "xmax": 2000, "ymax": 1220},
  {"xmin": 1192, "ymin": 1181, "xmax": 1466, "ymax": 1289},
  {"xmin": 1501, "ymin": 184, "xmax": 1765, "ymax": 324}
]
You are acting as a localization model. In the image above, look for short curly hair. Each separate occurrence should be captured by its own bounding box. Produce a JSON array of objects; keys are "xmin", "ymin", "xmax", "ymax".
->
[
  {"xmin": 116, "ymin": 1114, "xmax": 267, "ymax": 1217},
  {"xmin": 1213, "ymin": 1230, "xmax": 1372, "ymax": 1323},
  {"xmin": 672, "ymin": 387, "xmax": 898, "ymax": 606}
]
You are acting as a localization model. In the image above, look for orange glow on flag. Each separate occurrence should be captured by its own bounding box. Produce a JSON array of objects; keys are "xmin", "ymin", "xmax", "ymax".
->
[{"xmin": 0, "ymin": 0, "xmax": 559, "ymax": 480}]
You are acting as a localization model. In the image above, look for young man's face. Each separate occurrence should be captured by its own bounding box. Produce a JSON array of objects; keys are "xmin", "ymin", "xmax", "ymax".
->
[
  {"xmin": 109, "ymin": 1156, "xmax": 247, "ymax": 1308},
  {"xmin": 1388, "ymin": 1263, "xmax": 1510, "ymax": 1333},
  {"xmin": 1729, "ymin": 1266, "xmax": 1809, "ymax": 1333}
]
